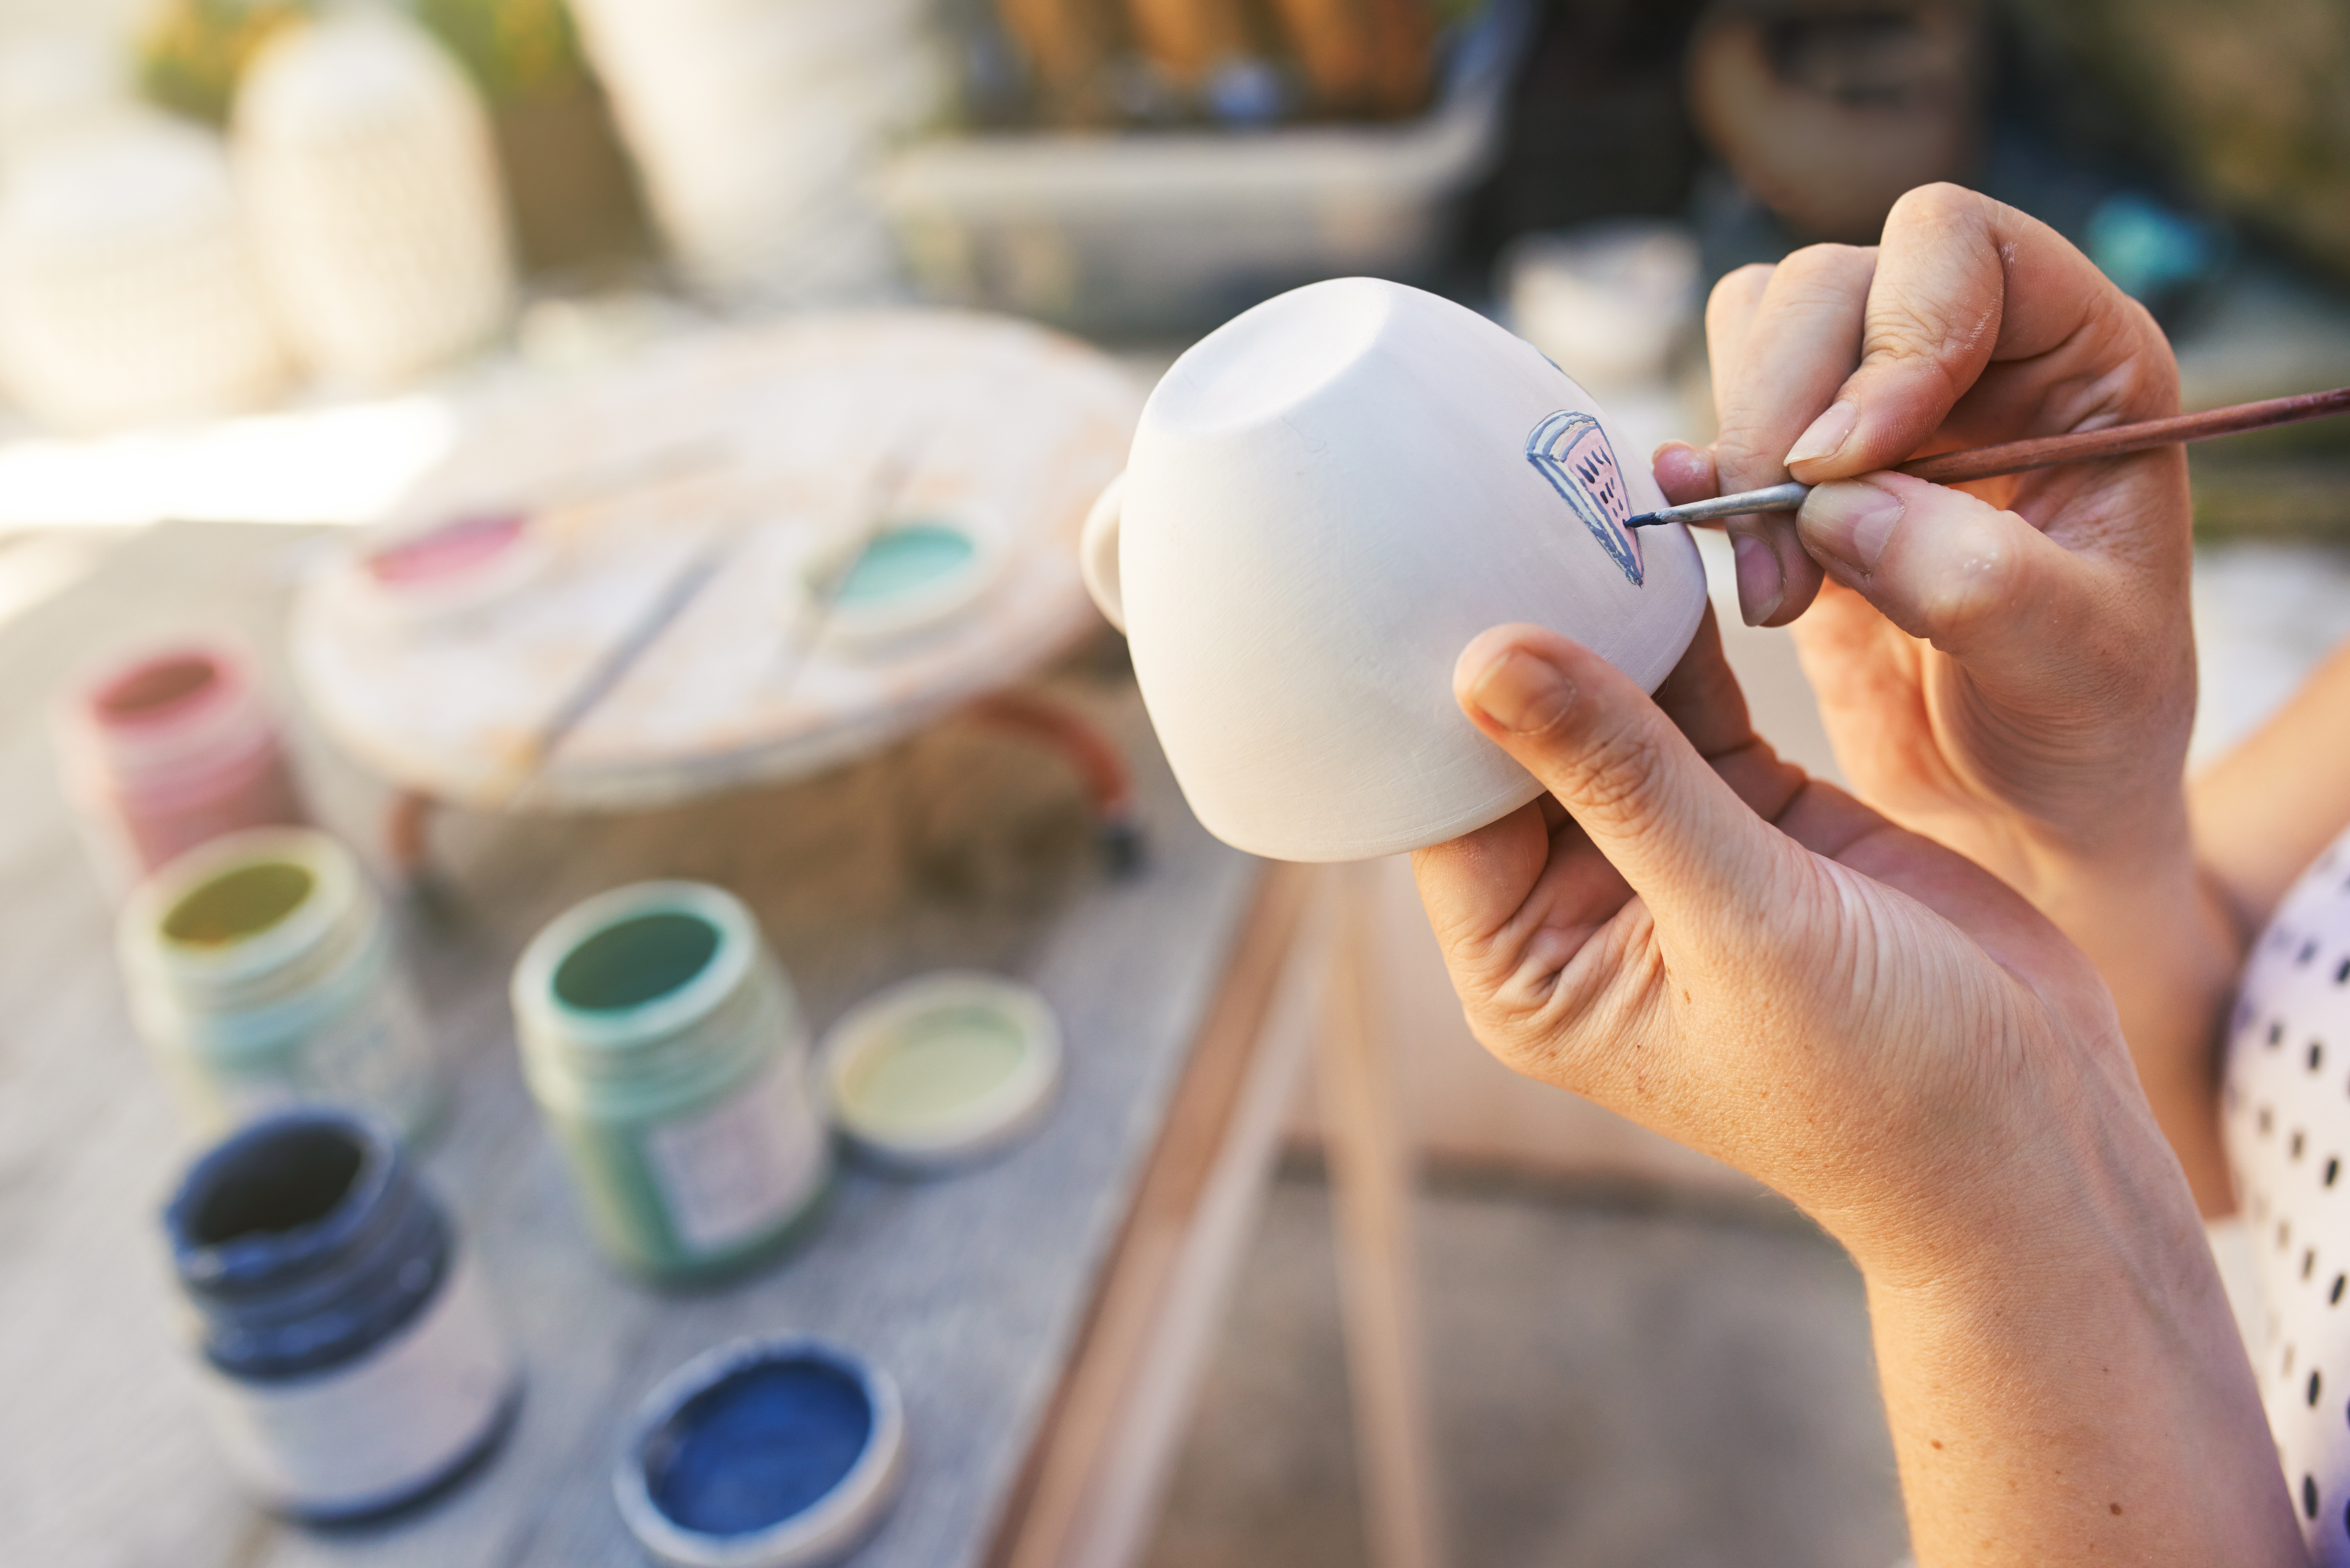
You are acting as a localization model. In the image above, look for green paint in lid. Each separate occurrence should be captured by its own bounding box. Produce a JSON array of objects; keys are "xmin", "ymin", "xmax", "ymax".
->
[
  {"xmin": 821, "ymin": 973, "xmax": 1060, "ymax": 1173},
  {"xmin": 833, "ymin": 523, "xmax": 976, "ymax": 608}
]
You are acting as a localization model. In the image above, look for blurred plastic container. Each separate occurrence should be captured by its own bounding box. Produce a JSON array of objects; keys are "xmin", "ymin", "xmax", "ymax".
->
[
  {"xmin": 1501, "ymin": 219, "xmax": 1702, "ymax": 392},
  {"xmin": 878, "ymin": 0, "xmax": 1533, "ymax": 335}
]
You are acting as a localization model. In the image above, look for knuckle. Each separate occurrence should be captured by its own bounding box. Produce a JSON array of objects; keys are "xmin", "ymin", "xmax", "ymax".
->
[
  {"xmin": 1461, "ymin": 937, "xmax": 1626, "ymax": 1090},
  {"xmin": 1859, "ymin": 304, "xmax": 1959, "ymax": 368},
  {"xmin": 1563, "ymin": 722, "xmax": 1670, "ymax": 834},
  {"xmin": 1886, "ymin": 181, "xmax": 1994, "ymax": 234},
  {"xmin": 1771, "ymin": 242, "xmax": 1876, "ymax": 300},
  {"xmin": 1709, "ymin": 423, "xmax": 1782, "ymax": 479},
  {"xmin": 1708, "ymin": 263, "xmax": 1775, "ymax": 318}
]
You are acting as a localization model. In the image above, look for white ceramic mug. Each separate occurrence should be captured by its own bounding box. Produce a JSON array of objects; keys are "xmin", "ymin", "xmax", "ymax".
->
[{"xmin": 1081, "ymin": 277, "xmax": 1708, "ymax": 862}]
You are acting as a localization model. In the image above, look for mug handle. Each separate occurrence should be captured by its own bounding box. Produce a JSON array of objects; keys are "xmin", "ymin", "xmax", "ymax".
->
[{"xmin": 1079, "ymin": 470, "xmax": 1127, "ymax": 632}]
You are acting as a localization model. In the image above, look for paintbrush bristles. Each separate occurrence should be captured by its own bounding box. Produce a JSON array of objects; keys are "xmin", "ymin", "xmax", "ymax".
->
[{"xmin": 1625, "ymin": 385, "xmax": 2350, "ymax": 530}]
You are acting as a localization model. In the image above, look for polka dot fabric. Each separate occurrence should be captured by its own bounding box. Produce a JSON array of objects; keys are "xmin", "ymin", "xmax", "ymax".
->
[{"xmin": 2226, "ymin": 825, "xmax": 2350, "ymax": 1563}]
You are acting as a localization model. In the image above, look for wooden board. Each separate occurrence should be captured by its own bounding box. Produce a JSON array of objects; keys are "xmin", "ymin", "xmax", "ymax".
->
[
  {"xmin": 290, "ymin": 311, "xmax": 1143, "ymax": 810},
  {"xmin": 0, "ymin": 520, "xmax": 1272, "ymax": 1568}
]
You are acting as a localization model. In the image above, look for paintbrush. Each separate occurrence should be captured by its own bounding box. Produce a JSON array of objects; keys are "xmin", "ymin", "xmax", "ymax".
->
[
  {"xmin": 1624, "ymin": 385, "xmax": 2350, "ymax": 528},
  {"xmin": 495, "ymin": 526, "xmax": 738, "ymax": 807}
]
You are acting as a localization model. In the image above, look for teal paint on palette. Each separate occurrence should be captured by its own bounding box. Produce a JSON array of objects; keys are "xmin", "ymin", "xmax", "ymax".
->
[
  {"xmin": 821, "ymin": 515, "xmax": 1000, "ymax": 650},
  {"xmin": 833, "ymin": 523, "xmax": 976, "ymax": 607},
  {"xmin": 513, "ymin": 882, "xmax": 832, "ymax": 1285},
  {"xmin": 117, "ymin": 827, "xmax": 443, "ymax": 1138}
]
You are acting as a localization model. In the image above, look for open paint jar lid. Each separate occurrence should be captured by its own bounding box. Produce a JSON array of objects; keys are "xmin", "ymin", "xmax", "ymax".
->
[
  {"xmin": 616, "ymin": 1336, "xmax": 905, "ymax": 1568},
  {"xmin": 820, "ymin": 972, "xmax": 1060, "ymax": 1172}
]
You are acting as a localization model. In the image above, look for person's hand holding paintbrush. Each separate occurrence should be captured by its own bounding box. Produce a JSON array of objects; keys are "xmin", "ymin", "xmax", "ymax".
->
[
  {"xmin": 1408, "ymin": 182, "xmax": 2312, "ymax": 1560},
  {"xmin": 1649, "ymin": 183, "xmax": 2241, "ymax": 1212}
]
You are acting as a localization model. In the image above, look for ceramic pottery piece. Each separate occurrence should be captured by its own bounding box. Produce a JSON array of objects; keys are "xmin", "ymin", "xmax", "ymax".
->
[
  {"xmin": 0, "ymin": 111, "xmax": 287, "ymax": 430},
  {"xmin": 118, "ymin": 827, "xmax": 444, "ymax": 1139},
  {"xmin": 2222, "ymin": 823, "xmax": 2350, "ymax": 1560},
  {"xmin": 164, "ymin": 1108, "xmax": 519, "ymax": 1519},
  {"xmin": 512, "ymin": 881, "xmax": 832, "ymax": 1285},
  {"xmin": 235, "ymin": 9, "xmax": 513, "ymax": 384},
  {"xmin": 820, "ymin": 971, "xmax": 1060, "ymax": 1173},
  {"xmin": 615, "ymin": 1335, "xmax": 905, "ymax": 1568},
  {"xmin": 1080, "ymin": 276, "xmax": 1707, "ymax": 862},
  {"xmin": 567, "ymin": 0, "xmax": 937, "ymax": 302}
]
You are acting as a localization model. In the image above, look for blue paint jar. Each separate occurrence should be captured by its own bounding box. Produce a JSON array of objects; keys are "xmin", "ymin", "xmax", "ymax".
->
[
  {"xmin": 164, "ymin": 1108, "xmax": 518, "ymax": 1520},
  {"xmin": 616, "ymin": 1336, "xmax": 906, "ymax": 1568}
]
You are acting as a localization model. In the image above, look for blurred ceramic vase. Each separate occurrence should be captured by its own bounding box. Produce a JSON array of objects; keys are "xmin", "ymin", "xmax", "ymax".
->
[
  {"xmin": 566, "ymin": 0, "xmax": 939, "ymax": 303},
  {"xmin": 1687, "ymin": 0, "xmax": 1983, "ymax": 242},
  {"xmin": 0, "ymin": 30, "xmax": 134, "ymax": 163},
  {"xmin": 235, "ymin": 9, "xmax": 513, "ymax": 385},
  {"xmin": 1502, "ymin": 220, "xmax": 1701, "ymax": 392},
  {"xmin": 1079, "ymin": 277, "xmax": 1708, "ymax": 863},
  {"xmin": 0, "ymin": 112, "xmax": 287, "ymax": 430}
]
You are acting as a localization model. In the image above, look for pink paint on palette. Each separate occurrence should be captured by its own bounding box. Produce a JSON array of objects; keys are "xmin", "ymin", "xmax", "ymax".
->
[
  {"xmin": 358, "ymin": 511, "xmax": 547, "ymax": 626},
  {"xmin": 57, "ymin": 641, "xmax": 309, "ymax": 889},
  {"xmin": 367, "ymin": 512, "xmax": 528, "ymax": 586}
]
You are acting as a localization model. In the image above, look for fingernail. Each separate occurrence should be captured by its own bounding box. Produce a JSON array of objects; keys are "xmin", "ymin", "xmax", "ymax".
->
[
  {"xmin": 1731, "ymin": 533, "xmax": 1783, "ymax": 626},
  {"xmin": 1800, "ymin": 479, "xmax": 1905, "ymax": 573},
  {"xmin": 1784, "ymin": 399, "xmax": 1857, "ymax": 467},
  {"xmin": 1467, "ymin": 648, "xmax": 1577, "ymax": 734}
]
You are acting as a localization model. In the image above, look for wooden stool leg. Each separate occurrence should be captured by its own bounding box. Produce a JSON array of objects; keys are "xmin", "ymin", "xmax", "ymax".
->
[{"xmin": 1317, "ymin": 860, "xmax": 1448, "ymax": 1568}]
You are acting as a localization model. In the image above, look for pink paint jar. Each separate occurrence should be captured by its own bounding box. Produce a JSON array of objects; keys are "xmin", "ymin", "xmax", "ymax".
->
[{"xmin": 58, "ymin": 641, "xmax": 309, "ymax": 891}]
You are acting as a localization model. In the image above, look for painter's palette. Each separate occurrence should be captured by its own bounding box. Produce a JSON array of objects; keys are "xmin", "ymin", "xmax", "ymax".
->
[{"xmin": 291, "ymin": 311, "xmax": 1142, "ymax": 809}]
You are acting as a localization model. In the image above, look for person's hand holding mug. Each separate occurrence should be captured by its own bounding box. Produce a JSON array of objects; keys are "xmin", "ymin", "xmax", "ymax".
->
[
  {"xmin": 1411, "ymin": 613, "xmax": 2296, "ymax": 1563},
  {"xmin": 1652, "ymin": 184, "xmax": 2236, "ymax": 1210}
]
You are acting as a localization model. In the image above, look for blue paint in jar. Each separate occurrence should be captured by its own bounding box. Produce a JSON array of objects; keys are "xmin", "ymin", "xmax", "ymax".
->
[
  {"xmin": 617, "ymin": 1336, "xmax": 907, "ymax": 1567},
  {"xmin": 645, "ymin": 1359, "xmax": 873, "ymax": 1535},
  {"xmin": 171, "ymin": 1111, "xmax": 442, "ymax": 1376},
  {"xmin": 165, "ymin": 1109, "xmax": 519, "ymax": 1519}
]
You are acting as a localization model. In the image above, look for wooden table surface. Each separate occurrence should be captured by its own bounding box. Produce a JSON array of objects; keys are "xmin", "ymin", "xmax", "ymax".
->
[{"xmin": 0, "ymin": 520, "xmax": 1273, "ymax": 1568}]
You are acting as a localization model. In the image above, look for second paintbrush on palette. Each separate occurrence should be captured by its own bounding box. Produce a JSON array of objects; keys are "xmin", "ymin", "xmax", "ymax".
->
[{"xmin": 1626, "ymin": 385, "xmax": 2350, "ymax": 528}]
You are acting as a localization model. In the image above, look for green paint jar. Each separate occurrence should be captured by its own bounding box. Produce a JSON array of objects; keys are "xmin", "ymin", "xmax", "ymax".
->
[{"xmin": 513, "ymin": 881, "xmax": 831, "ymax": 1285}]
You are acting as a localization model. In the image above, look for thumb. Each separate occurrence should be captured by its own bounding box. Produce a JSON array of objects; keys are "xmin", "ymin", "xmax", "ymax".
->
[
  {"xmin": 1454, "ymin": 625, "xmax": 1791, "ymax": 940},
  {"xmin": 1795, "ymin": 471, "xmax": 2108, "ymax": 687}
]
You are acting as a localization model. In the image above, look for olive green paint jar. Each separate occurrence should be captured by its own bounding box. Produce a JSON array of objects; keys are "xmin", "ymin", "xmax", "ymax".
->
[
  {"xmin": 118, "ymin": 826, "xmax": 443, "ymax": 1140},
  {"xmin": 513, "ymin": 882, "xmax": 831, "ymax": 1286}
]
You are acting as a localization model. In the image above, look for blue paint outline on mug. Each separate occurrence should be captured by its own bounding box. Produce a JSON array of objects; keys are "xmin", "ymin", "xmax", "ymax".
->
[{"xmin": 1526, "ymin": 411, "xmax": 1644, "ymax": 587}]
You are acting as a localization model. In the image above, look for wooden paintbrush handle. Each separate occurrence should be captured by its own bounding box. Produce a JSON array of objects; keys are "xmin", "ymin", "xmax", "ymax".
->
[{"xmin": 1898, "ymin": 385, "xmax": 2350, "ymax": 485}]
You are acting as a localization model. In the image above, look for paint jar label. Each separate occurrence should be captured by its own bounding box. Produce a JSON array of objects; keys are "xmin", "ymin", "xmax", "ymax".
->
[
  {"xmin": 642, "ymin": 1051, "xmax": 826, "ymax": 1257},
  {"xmin": 183, "ymin": 973, "xmax": 440, "ymax": 1139},
  {"xmin": 193, "ymin": 1250, "xmax": 515, "ymax": 1516}
]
